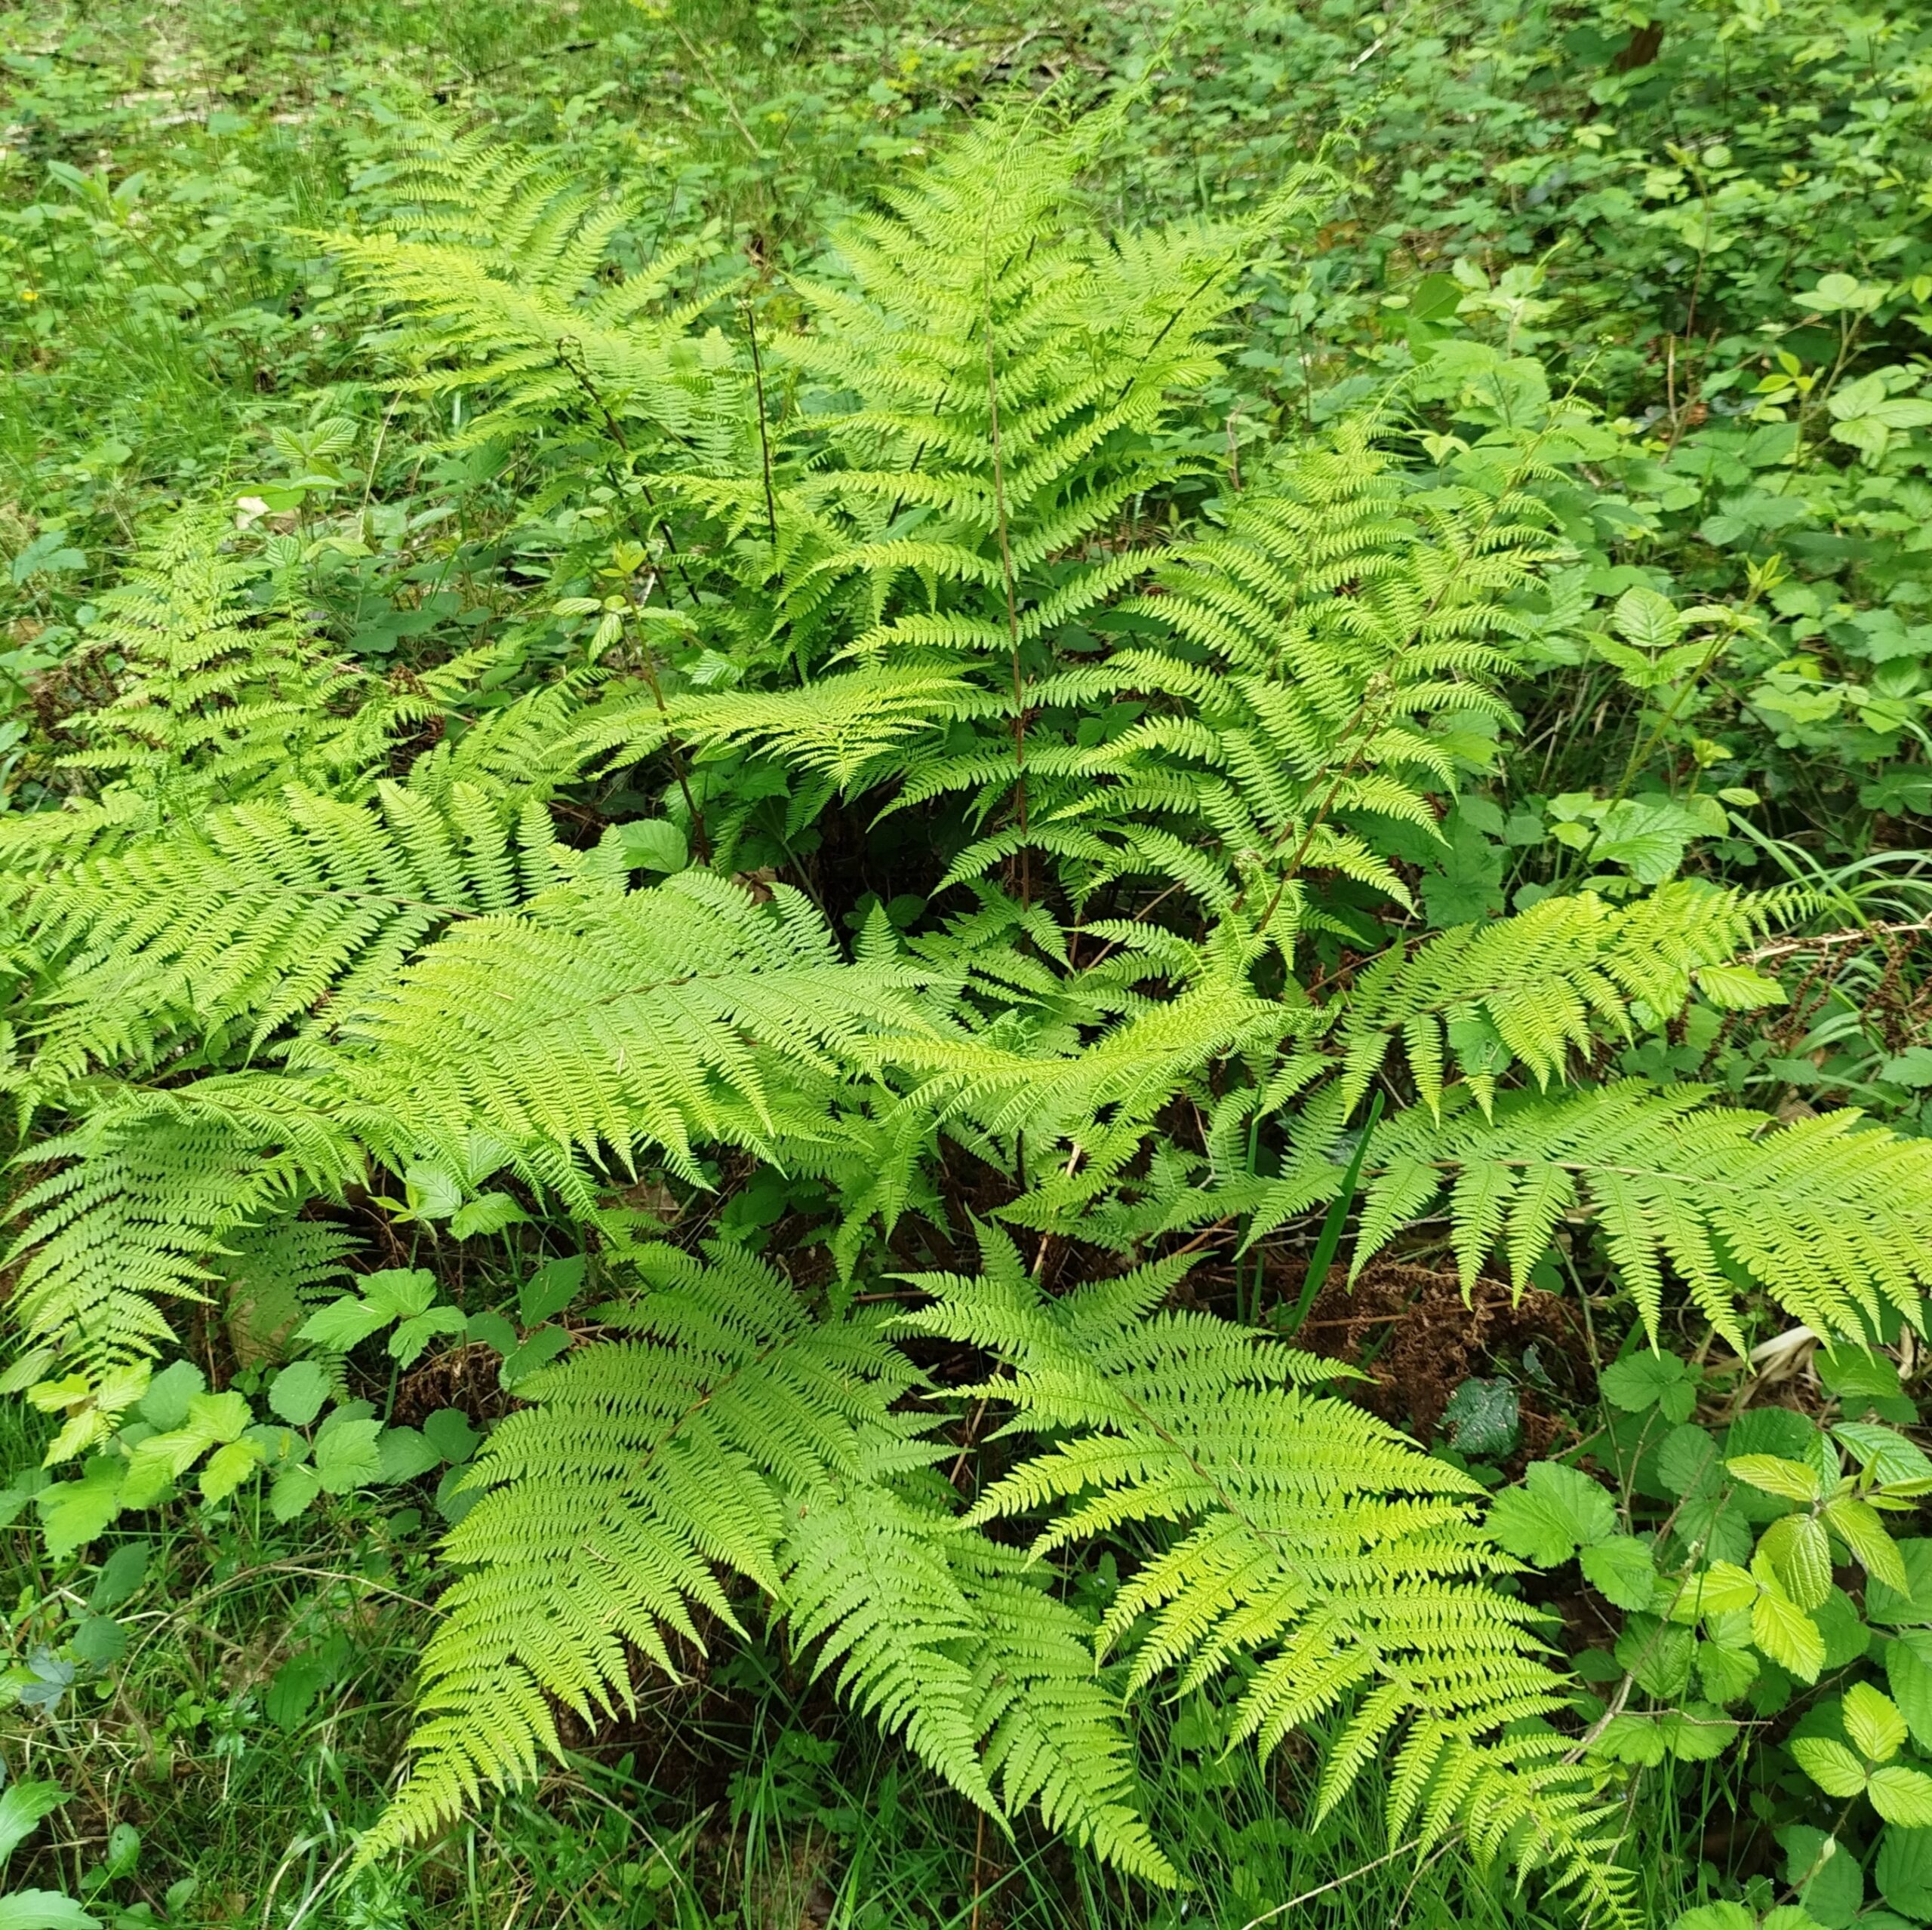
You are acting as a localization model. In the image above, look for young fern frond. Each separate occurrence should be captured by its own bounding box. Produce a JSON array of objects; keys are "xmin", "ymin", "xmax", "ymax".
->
[
  {"xmin": 47, "ymin": 512, "xmax": 432, "ymax": 826},
  {"xmin": 325, "ymin": 127, "xmax": 742, "ymax": 469}
]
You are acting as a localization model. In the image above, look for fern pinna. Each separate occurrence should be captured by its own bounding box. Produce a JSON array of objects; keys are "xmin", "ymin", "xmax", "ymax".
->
[{"xmin": 11, "ymin": 108, "xmax": 1932, "ymax": 1922}]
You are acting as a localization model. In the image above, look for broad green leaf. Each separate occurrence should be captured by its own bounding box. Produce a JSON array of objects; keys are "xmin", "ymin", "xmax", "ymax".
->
[
  {"xmin": 1667, "ymin": 1900, "xmax": 1753, "ymax": 1928},
  {"xmin": 1670, "ymin": 1560, "xmax": 1758, "ymax": 1621},
  {"xmin": 1696, "ymin": 1640, "xmax": 1758, "ymax": 1704},
  {"xmin": 35, "ymin": 1465, "xmax": 122, "ymax": 1563},
  {"xmin": 0, "ymin": 1780, "xmax": 67, "ymax": 1864},
  {"xmin": 312, "ymin": 1419, "xmax": 383, "ymax": 1495},
  {"xmin": 1791, "ymin": 1736, "xmax": 1868, "ymax": 1799},
  {"xmin": 1825, "ymin": 1495, "xmax": 1909, "ymax": 1591},
  {"xmin": 1590, "ymin": 1711, "xmax": 1666, "ymax": 1766},
  {"xmin": 1754, "ymin": 1584, "xmax": 1825, "ymax": 1683},
  {"xmin": 1488, "ymin": 1461, "xmax": 1617, "ymax": 1565},
  {"xmin": 1779, "ymin": 1824, "xmax": 1862, "ymax": 1928},
  {"xmin": 1613, "ymin": 585, "xmax": 1680, "ymax": 653},
  {"xmin": 448, "ymin": 1191, "xmax": 528, "ymax": 1240},
  {"xmin": 295, "ymin": 1297, "xmax": 392, "ymax": 1353},
  {"xmin": 269, "ymin": 1464, "xmax": 322, "ymax": 1523},
  {"xmin": 388, "ymin": 1305, "xmax": 468, "ymax": 1367},
  {"xmin": 420, "ymin": 1409, "xmax": 479, "ymax": 1464},
  {"xmin": 267, "ymin": 1363, "xmax": 331, "ymax": 1428},
  {"xmin": 1728, "ymin": 1454, "xmax": 1821, "ymax": 1503},
  {"xmin": 198, "ymin": 1437, "xmax": 266, "ymax": 1504},
  {"xmin": 1599, "ymin": 1351, "xmax": 1697, "ymax": 1420},
  {"xmin": 69, "ymin": 1616, "xmax": 124, "ymax": 1667},
  {"xmin": 1877, "ymin": 1825, "xmax": 1932, "ymax": 1918},
  {"xmin": 1658, "ymin": 1424, "xmax": 1722, "ymax": 1498},
  {"xmin": 403, "ymin": 1164, "xmax": 463, "ymax": 1222},
  {"xmin": 1580, "ymin": 1535, "xmax": 1657, "ymax": 1611},
  {"xmin": 518, "ymin": 1256, "xmax": 586, "ymax": 1329},
  {"xmin": 1846, "ymin": 1683, "xmax": 1908, "ymax": 1763},
  {"xmin": 361, "ymin": 1270, "xmax": 438, "ymax": 1320},
  {"xmin": 0, "ymin": 1894, "xmax": 100, "ymax": 1930},
  {"xmin": 1760, "ymin": 1514, "xmax": 1833, "ymax": 1609},
  {"xmin": 1656, "ymin": 1703, "xmax": 1737, "ymax": 1761},
  {"xmin": 1836, "ymin": 1425, "xmax": 1932, "ymax": 1488},
  {"xmin": 1869, "ymin": 1541, "xmax": 1932, "ymax": 1626},
  {"xmin": 136, "ymin": 1360, "xmax": 205, "ymax": 1432},
  {"xmin": 614, "ymin": 819, "xmax": 688, "ymax": 874},
  {"xmin": 1871, "ymin": 1766, "xmax": 1932, "ymax": 1828},
  {"xmin": 88, "ymin": 1544, "xmax": 148, "ymax": 1615},
  {"xmin": 377, "ymin": 1428, "xmax": 441, "ymax": 1483},
  {"xmin": 1617, "ymin": 1615, "xmax": 1695, "ymax": 1698},
  {"xmin": 1888, "ymin": 1633, "xmax": 1932, "ymax": 1750}
]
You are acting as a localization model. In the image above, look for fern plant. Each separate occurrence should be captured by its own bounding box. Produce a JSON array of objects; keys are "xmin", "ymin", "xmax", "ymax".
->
[{"xmin": 13, "ymin": 106, "xmax": 1932, "ymax": 1925}]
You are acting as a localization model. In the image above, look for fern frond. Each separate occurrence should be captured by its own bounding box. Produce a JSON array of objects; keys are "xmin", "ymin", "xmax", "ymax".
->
[
  {"xmin": 1360, "ymin": 1081, "xmax": 1932, "ymax": 1351},
  {"xmin": 901, "ymin": 1227, "xmax": 1621, "ymax": 1916}
]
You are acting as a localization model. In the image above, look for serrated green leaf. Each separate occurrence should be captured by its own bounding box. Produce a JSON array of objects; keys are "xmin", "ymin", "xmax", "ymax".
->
[
  {"xmin": 1580, "ymin": 1535, "xmax": 1658, "ymax": 1610},
  {"xmin": 312, "ymin": 1419, "xmax": 383, "ymax": 1495},
  {"xmin": 1761, "ymin": 1514, "xmax": 1833, "ymax": 1610},
  {"xmin": 1846, "ymin": 1683, "xmax": 1909, "ymax": 1763},
  {"xmin": 1488, "ymin": 1461, "xmax": 1617, "ymax": 1565},
  {"xmin": 267, "ymin": 1362, "xmax": 330, "ymax": 1428},
  {"xmin": 1887, "ymin": 1634, "xmax": 1932, "ymax": 1751},
  {"xmin": 1825, "ymin": 1495, "xmax": 1909, "ymax": 1591},
  {"xmin": 198, "ymin": 1437, "xmax": 265, "ymax": 1504},
  {"xmin": 1791, "ymin": 1736, "xmax": 1869, "ymax": 1799},
  {"xmin": 1599, "ymin": 1351, "xmax": 1695, "ymax": 1415},
  {"xmin": 1876, "ymin": 1824, "xmax": 1932, "ymax": 1917},
  {"xmin": 1755, "ymin": 1584, "xmax": 1826, "ymax": 1683},
  {"xmin": 1871, "ymin": 1766, "xmax": 1932, "ymax": 1827},
  {"xmin": 1728, "ymin": 1454, "xmax": 1821, "ymax": 1503}
]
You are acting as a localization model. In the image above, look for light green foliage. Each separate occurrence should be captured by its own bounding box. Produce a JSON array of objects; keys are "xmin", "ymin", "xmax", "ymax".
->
[
  {"xmin": 7, "ymin": 3, "xmax": 1932, "ymax": 1924},
  {"xmin": 363, "ymin": 1238, "xmax": 1172, "ymax": 1885},
  {"xmin": 903, "ymin": 1231, "xmax": 1630, "ymax": 1917},
  {"xmin": 322, "ymin": 127, "xmax": 748, "ymax": 475}
]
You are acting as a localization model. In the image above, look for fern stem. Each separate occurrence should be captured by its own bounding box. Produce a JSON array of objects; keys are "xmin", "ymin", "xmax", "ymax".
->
[
  {"xmin": 980, "ymin": 254, "xmax": 1030, "ymax": 906},
  {"xmin": 552, "ymin": 336, "xmax": 700, "ymax": 606},
  {"xmin": 742, "ymin": 297, "xmax": 780, "ymax": 553}
]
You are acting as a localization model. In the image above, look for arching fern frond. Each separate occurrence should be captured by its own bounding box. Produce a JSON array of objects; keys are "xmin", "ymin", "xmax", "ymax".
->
[
  {"xmin": 903, "ymin": 1228, "xmax": 1631, "ymax": 1923},
  {"xmin": 14, "ymin": 780, "xmax": 567, "ymax": 1087},
  {"xmin": 362, "ymin": 1238, "xmax": 1171, "ymax": 1885},
  {"xmin": 325, "ymin": 125, "xmax": 743, "ymax": 469},
  {"xmin": 1357, "ymin": 1081, "xmax": 1932, "ymax": 1353}
]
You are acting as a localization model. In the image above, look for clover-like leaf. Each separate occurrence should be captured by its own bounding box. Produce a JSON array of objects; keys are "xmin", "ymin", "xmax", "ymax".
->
[{"xmin": 1488, "ymin": 1461, "xmax": 1617, "ymax": 1566}]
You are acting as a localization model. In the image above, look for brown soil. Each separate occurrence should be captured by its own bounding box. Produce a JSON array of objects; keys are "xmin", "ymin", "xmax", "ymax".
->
[{"xmin": 1284, "ymin": 1258, "xmax": 1591, "ymax": 1461}]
